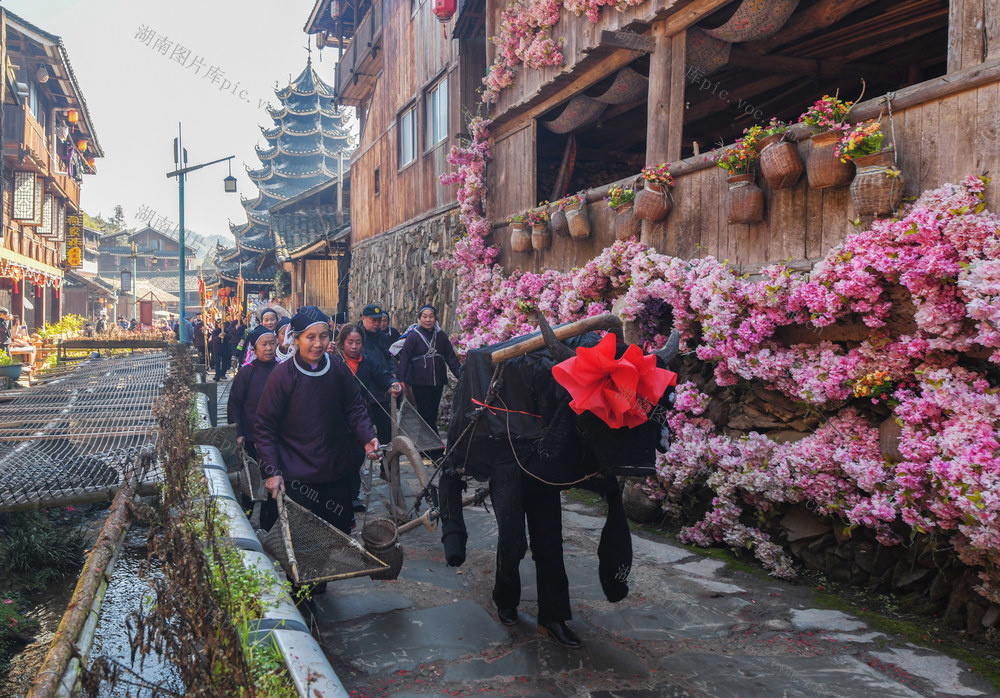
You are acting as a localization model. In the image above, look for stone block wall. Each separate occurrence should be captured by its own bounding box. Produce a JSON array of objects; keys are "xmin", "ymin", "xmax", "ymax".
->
[{"xmin": 347, "ymin": 209, "xmax": 461, "ymax": 332}]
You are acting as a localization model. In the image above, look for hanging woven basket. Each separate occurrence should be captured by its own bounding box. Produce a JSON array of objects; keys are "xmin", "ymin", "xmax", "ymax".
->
[
  {"xmin": 726, "ymin": 174, "xmax": 764, "ymax": 224},
  {"xmin": 634, "ymin": 181, "xmax": 674, "ymax": 222},
  {"xmin": 879, "ymin": 416, "xmax": 904, "ymax": 462},
  {"xmin": 551, "ymin": 208, "xmax": 570, "ymax": 237},
  {"xmin": 806, "ymin": 131, "xmax": 853, "ymax": 190},
  {"xmin": 510, "ymin": 225, "xmax": 532, "ymax": 253},
  {"xmin": 850, "ymin": 150, "xmax": 905, "ymax": 216},
  {"xmin": 564, "ymin": 200, "xmax": 591, "ymax": 240},
  {"xmin": 531, "ymin": 223, "xmax": 552, "ymax": 251},
  {"xmin": 614, "ymin": 202, "xmax": 642, "ymax": 240},
  {"xmin": 759, "ymin": 134, "xmax": 804, "ymax": 190}
]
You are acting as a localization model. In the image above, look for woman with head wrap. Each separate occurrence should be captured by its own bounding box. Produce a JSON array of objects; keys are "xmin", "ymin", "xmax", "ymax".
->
[
  {"xmin": 255, "ymin": 307, "xmax": 380, "ymax": 538},
  {"xmin": 274, "ymin": 316, "xmax": 293, "ymax": 363},
  {"xmin": 396, "ymin": 305, "xmax": 462, "ymax": 438},
  {"xmin": 334, "ymin": 323, "xmax": 403, "ymax": 511},
  {"xmin": 227, "ymin": 324, "xmax": 280, "ymax": 529}
]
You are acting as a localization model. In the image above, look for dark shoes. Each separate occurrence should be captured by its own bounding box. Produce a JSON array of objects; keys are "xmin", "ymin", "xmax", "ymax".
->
[
  {"xmin": 538, "ymin": 619, "xmax": 582, "ymax": 648},
  {"xmin": 497, "ymin": 607, "xmax": 519, "ymax": 626},
  {"xmin": 352, "ymin": 498, "xmax": 366, "ymax": 512}
]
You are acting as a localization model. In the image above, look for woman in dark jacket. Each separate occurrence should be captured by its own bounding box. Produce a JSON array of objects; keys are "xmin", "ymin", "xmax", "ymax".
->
[
  {"xmin": 227, "ymin": 324, "xmax": 279, "ymax": 527},
  {"xmin": 255, "ymin": 306, "xmax": 379, "ymax": 535},
  {"xmin": 396, "ymin": 305, "xmax": 462, "ymax": 435},
  {"xmin": 334, "ymin": 323, "xmax": 403, "ymax": 511}
]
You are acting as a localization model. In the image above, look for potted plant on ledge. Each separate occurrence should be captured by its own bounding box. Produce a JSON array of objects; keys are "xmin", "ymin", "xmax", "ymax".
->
[
  {"xmin": 756, "ymin": 118, "xmax": 803, "ymax": 190},
  {"xmin": 606, "ymin": 185, "xmax": 639, "ymax": 240},
  {"xmin": 716, "ymin": 133, "xmax": 763, "ymax": 224},
  {"xmin": 0, "ymin": 351, "xmax": 23, "ymax": 386},
  {"xmin": 836, "ymin": 120, "xmax": 904, "ymax": 216},
  {"xmin": 559, "ymin": 193, "xmax": 590, "ymax": 240},
  {"xmin": 634, "ymin": 163, "xmax": 676, "ymax": 222},
  {"xmin": 526, "ymin": 205, "xmax": 552, "ymax": 251},
  {"xmin": 799, "ymin": 94, "xmax": 854, "ymax": 189},
  {"xmin": 507, "ymin": 212, "xmax": 532, "ymax": 253}
]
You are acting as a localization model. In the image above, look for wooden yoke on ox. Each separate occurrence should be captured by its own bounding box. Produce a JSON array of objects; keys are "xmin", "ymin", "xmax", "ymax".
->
[{"xmin": 489, "ymin": 313, "xmax": 626, "ymax": 364}]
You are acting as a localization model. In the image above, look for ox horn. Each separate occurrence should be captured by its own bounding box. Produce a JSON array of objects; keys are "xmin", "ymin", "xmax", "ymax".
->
[
  {"xmin": 655, "ymin": 329, "xmax": 681, "ymax": 365},
  {"xmin": 536, "ymin": 311, "xmax": 576, "ymax": 362}
]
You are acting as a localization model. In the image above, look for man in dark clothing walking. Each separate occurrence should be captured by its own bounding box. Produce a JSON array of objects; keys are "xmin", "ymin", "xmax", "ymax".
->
[{"xmin": 358, "ymin": 304, "xmax": 396, "ymax": 444}]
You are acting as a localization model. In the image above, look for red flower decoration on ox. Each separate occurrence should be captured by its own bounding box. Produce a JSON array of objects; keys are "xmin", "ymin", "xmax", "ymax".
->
[{"xmin": 551, "ymin": 333, "xmax": 677, "ymax": 429}]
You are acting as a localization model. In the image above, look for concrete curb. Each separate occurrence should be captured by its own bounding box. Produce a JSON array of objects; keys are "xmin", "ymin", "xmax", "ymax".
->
[{"xmin": 194, "ymin": 445, "xmax": 348, "ymax": 698}]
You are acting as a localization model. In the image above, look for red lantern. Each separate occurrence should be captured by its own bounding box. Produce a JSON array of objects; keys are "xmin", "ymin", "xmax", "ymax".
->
[
  {"xmin": 77, "ymin": 140, "xmax": 87, "ymax": 152},
  {"xmin": 67, "ymin": 109, "xmax": 79, "ymax": 124},
  {"xmin": 87, "ymin": 157, "xmax": 95, "ymax": 168},
  {"xmin": 432, "ymin": 0, "xmax": 456, "ymax": 22}
]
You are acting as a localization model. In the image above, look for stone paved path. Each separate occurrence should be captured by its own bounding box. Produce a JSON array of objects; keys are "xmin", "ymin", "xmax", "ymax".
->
[{"xmin": 296, "ymin": 475, "xmax": 997, "ymax": 698}]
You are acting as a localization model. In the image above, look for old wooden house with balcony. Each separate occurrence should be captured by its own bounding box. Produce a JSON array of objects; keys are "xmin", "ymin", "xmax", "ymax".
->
[
  {"xmin": 0, "ymin": 8, "xmax": 102, "ymax": 329},
  {"xmin": 477, "ymin": 0, "xmax": 997, "ymax": 278},
  {"xmin": 314, "ymin": 0, "xmax": 998, "ymax": 330},
  {"xmin": 305, "ymin": 0, "xmax": 487, "ymax": 327}
]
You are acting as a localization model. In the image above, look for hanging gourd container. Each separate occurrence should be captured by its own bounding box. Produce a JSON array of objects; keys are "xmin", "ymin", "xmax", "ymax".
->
[
  {"xmin": 551, "ymin": 208, "xmax": 570, "ymax": 237},
  {"xmin": 564, "ymin": 199, "xmax": 591, "ymax": 240},
  {"xmin": 531, "ymin": 223, "xmax": 551, "ymax": 251},
  {"xmin": 806, "ymin": 131, "xmax": 852, "ymax": 189},
  {"xmin": 850, "ymin": 151, "xmax": 905, "ymax": 216},
  {"xmin": 758, "ymin": 134, "xmax": 803, "ymax": 190},
  {"xmin": 432, "ymin": 0, "xmax": 456, "ymax": 22},
  {"xmin": 614, "ymin": 202, "xmax": 642, "ymax": 240}
]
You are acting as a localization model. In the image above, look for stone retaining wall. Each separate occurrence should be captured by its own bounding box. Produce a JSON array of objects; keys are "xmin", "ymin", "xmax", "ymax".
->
[{"xmin": 348, "ymin": 209, "xmax": 460, "ymax": 332}]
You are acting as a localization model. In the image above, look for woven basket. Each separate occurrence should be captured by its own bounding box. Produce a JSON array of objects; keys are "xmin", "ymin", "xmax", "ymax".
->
[
  {"xmin": 806, "ymin": 131, "xmax": 853, "ymax": 190},
  {"xmin": 850, "ymin": 150, "xmax": 904, "ymax": 216},
  {"xmin": 879, "ymin": 416, "xmax": 904, "ymax": 462},
  {"xmin": 634, "ymin": 181, "xmax": 673, "ymax": 222},
  {"xmin": 531, "ymin": 223, "xmax": 551, "ymax": 251},
  {"xmin": 564, "ymin": 200, "xmax": 591, "ymax": 240},
  {"xmin": 510, "ymin": 225, "xmax": 531, "ymax": 253},
  {"xmin": 726, "ymin": 174, "xmax": 764, "ymax": 224},
  {"xmin": 551, "ymin": 208, "xmax": 570, "ymax": 237},
  {"xmin": 760, "ymin": 136, "xmax": 803, "ymax": 190},
  {"xmin": 361, "ymin": 518, "xmax": 404, "ymax": 581},
  {"xmin": 614, "ymin": 202, "xmax": 642, "ymax": 240}
]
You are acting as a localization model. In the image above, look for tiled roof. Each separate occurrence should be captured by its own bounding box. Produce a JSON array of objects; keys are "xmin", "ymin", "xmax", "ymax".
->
[{"xmin": 271, "ymin": 209, "xmax": 348, "ymax": 259}]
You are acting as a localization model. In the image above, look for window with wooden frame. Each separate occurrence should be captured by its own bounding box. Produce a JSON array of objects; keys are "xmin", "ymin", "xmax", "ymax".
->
[
  {"xmin": 398, "ymin": 103, "xmax": 417, "ymax": 168},
  {"xmin": 425, "ymin": 75, "xmax": 449, "ymax": 149},
  {"xmin": 374, "ymin": 167, "xmax": 381, "ymax": 196}
]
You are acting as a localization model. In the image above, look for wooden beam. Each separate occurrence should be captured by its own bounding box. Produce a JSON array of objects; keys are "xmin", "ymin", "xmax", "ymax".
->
[
  {"xmin": 948, "ymin": 0, "xmax": 993, "ymax": 72},
  {"xmin": 659, "ymin": 0, "xmax": 737, "ymax": 37},
  {"xmin": 491, "ymin": 49, "xmax": 642, "ymax": 141},
  {"xmin": 599, "ymin": 29, "xmax": 656, "ymax": 54},
  {"xmin": 742, "ymin": 0, "xmax": 882, "ymax": 54},
  {"xmin": 683, "ymin": 73, "xmax": 793, "ymax": 122},
  {"xmin": 726, "ymin": 48, "xmax": 908, "ymax": 83},
  {"xmin": 646, "ymin": 25, "xmax": 686, "ymax": 165}
]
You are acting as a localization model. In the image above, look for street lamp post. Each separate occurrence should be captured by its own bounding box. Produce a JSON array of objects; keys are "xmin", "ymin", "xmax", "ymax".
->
[{"xmin": 165, "ymin": 122, "xmax": 236, "ymax": 344}]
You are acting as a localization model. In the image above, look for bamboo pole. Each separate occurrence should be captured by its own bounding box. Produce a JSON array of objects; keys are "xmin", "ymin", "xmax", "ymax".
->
[{"xmin": 27, "ymin": 477, "xmax": 136, "ymax": 697}]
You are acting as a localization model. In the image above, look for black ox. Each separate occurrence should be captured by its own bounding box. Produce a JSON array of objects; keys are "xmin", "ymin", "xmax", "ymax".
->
[{"xmin": 438, "ymin": 313, "xmax": 679, "ymax": 606}]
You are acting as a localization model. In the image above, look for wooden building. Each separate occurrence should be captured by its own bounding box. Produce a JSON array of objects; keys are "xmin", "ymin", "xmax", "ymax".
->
[
  {"xmin": 313, "ymin": 0, "xmax": 999, "ymax": 324},
  {"xmin": 474, "ymin": 0, "xmax": 999, "ymax": 277},
  {"xmin": 0, "ymin": 9, "xmax": 102, "ymax": 329},
  {"xmin": 305, "ymin": 0, "xmax": 486, "ymax": 328}
]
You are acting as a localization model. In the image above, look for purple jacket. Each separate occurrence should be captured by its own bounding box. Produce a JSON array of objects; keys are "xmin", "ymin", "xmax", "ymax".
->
[
  {"xmin": 227, "ymin": 359, "xmax": 276, "ymax": 442},
  {"xmin": 396, "ymin": 326, "xmax": 462, "ymax": 387},
  {"xmin": 255, "ymin": 353, "xmax": 376, "ymax": 484}
]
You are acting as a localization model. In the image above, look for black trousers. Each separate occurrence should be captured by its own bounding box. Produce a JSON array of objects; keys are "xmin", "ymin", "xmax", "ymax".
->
[
  {"xmin": 411, "ymin": 384, "xmax": 445, "ymax": 434},
  {"xmin": 213, "ymin": 344, "xmax": 231, "ymax": 379},
  {"xmin": 285, "ymin": 476, "xmax": 354, "ymax": 534},
  {"xmin": 370, "ymin": 399, "xmax": 392, "ymax": 445},
  {"xmin": 244, "ymin": 441, "xmax": 278, "ymax": 531},
  {"xmin": 491, "ymin": 465, "xmax": 571, "ymax": 623}
]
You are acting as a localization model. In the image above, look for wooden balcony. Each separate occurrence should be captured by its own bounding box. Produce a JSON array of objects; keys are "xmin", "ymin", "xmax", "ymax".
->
[
  {"xmin": 50, "ymin": 171, "xmax": 81, "ymax": 207},
  {"xmin": 333, "ymin": 0, "xmax": 382, "ymax": 106},
  {"xmin": 2, "ymin": 104, "xmax": 50, "ymax": 174}
]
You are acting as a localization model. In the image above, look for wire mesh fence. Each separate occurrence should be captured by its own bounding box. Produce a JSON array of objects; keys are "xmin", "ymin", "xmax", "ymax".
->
[{"xmin": 0, "ymin": 352, "xmax": 169, "ymax": 512}]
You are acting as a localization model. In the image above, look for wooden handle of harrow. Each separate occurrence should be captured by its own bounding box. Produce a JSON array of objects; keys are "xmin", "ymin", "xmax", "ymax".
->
[{"xmin": 490, "ymin": 313, "xmax": 624, "ymax": 364}]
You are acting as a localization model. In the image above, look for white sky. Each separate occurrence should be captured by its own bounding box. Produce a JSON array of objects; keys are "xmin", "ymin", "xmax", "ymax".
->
[{"xmin": 0, "ymin": 0, "xmax": 347, "ymax": 243}]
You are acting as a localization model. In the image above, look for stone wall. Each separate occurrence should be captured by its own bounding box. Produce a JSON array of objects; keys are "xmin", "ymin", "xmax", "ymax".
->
[{"xmin": 347, "ymin": 209, "xmax": 461, "ymax": 332}]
